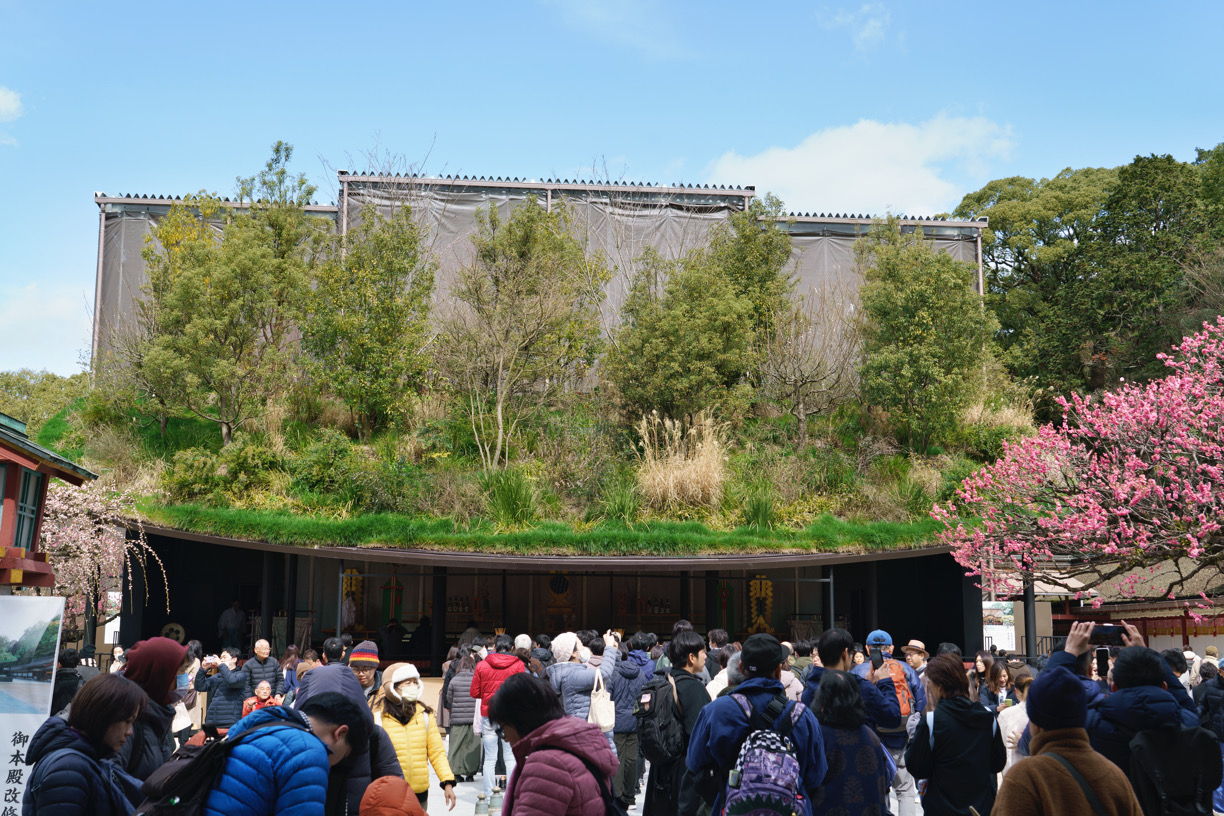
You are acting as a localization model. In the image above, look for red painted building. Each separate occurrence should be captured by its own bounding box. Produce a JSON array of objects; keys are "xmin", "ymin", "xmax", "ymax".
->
[{"xmin": 0, "ymin": 412, "xmax": 96, "ymax": 588}]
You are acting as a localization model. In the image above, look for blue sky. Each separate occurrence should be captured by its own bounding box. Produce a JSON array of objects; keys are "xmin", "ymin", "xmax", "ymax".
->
[{"xmin": 2, "ymin": 1, "xmax": 1222, "ymax": 375}]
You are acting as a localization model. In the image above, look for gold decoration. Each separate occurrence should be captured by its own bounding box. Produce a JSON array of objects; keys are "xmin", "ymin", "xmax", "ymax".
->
[{"xmin": 748, "ymin": 574, "xmax": 774, "ymax": 634}]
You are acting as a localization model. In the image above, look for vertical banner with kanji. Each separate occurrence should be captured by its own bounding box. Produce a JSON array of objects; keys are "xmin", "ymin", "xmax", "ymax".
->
[{"xmin": 0, "ymin": 595, "xmax": 66, "ymax": 811}]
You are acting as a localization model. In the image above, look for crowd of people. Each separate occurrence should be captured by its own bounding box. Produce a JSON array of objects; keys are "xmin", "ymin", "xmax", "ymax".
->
[{"xmin": 25, "ymin": 617, "xmax": 1224, "ymax": 816}]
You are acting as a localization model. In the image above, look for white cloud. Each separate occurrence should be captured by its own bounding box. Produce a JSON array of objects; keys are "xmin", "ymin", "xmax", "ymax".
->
[
  {"xmin": 0, "ymin": 86, "xmax": 22, "ymax": 122},
  {"xmin": 0, "ymin": 283, "xmax": 93, "ymax": 376},
  {"xmin": 539, "ymin": 0, "xmax": 692, "ymax": 59},
  {"xmin": 823, "ymin": 3, "xmax": 892, "ymax": 51},
  {"xmin": 705, "ymin": 114, "xmax": 1016, "ymax": 216}
]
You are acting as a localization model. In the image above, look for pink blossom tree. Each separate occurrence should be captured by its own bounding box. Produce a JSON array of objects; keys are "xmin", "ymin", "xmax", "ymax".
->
[
  {"xmin": 35, "ymin": 481, "xmax": 165, "ymax": 626},
  {"xmin": 935, "ymin": 316, "xmax": 1224, "ymax": 600}
]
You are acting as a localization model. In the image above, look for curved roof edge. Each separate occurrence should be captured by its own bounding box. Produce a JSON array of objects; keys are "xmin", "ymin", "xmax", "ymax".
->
[{"xmin": 139, "ymin": 523, "xmax": 952, "ymax": 573}]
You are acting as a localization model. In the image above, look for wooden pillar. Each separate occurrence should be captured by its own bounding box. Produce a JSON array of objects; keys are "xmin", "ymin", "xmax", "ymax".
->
[
  {"xmin": 286, "ymin": 554, "xmax": 299, "ymax": 652},
  {"xmin": 680, "ymin": 571, "xmax": 691, "ymax": 622},
  {"xmin": 705, "ymin": 571, "xmax": 720, "ymax": 633},
  {"xmin": 260, "ymin": 551, "xmax": 273, "ymax": 649},
  {"xmin": 821, "ymin": 566, "xmax": 834, "ymax": 633},
  {"xmin": 431, "ymin": 567, "xmax": 447, "ymax": 676}
]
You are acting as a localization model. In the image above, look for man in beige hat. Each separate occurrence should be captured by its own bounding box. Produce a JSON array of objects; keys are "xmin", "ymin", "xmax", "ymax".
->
[{"xmin": 901, "ymin": 639, "xmax": 928, "ymax": 677}]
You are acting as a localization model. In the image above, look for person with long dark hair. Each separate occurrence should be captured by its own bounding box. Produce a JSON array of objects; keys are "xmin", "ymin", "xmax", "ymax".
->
[
  {"xmin": 444, "ymin": 651, "xmax": 482, "ymax": 781},
  {"xmin": 24, "ymin": 673, "xmax": 146, "ymax": 815},
  {"xmin": 280, "ymin": 644, "xmax": 301, "ymax": 696},
  {"xmin": 906, "ymin": 653, "xmax": 1005, "ymax": 815},
  {"xmin": 810, "ymin": 669, "xmax": 894, "ymax": 815},
  {"xmin": 489, "ymin": 673, "xmax": 617, "ymax": 816}
]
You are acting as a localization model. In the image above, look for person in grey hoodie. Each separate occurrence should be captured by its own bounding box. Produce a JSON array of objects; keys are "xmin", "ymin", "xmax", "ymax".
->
[
  {"xmin": 546, "ymin": 630, "xmax": 619, "ymax": 755},
  {"xmin": 611, "ymin": 640, "xmax": 649, "ymax": 809}
]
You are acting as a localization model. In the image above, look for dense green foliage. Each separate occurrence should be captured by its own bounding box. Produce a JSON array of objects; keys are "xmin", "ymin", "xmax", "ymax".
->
[
  {"xmin": 0, "ymin": 370, "xmax": 88, "ymax": 436},
  {"xmin": 956, "ymin": 145, "xmax": 1224, "ymax": 405},
  {"xmin": 606, "ymin": 250, "xmax": 756, "ymax": 421},
  {"xmin": 858, "ymin": 220, "xmax": 997, "ymax": 449},
  {"xmin": 437, "ymin": 198, "xmax": 610, "ymax": 470},
  {"xmin": 302, "ymin": 204, "xmax": 435, "ymax": 438}
]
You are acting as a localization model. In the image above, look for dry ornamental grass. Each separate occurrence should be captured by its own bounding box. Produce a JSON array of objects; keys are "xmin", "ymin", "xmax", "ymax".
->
[{"xmin": 635, "ymin": 409, "xmax": 727, "ymax": 512}]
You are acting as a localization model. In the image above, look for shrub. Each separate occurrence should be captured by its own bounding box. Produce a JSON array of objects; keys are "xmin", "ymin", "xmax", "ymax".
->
[
  {"xmin": 635, "ymin": 410, "xmax": 727, "ymax": 512},
  {"xmin": 290, "ymin": 429, "xmax": 356, "ymax": 496},
  {"xmin": 950, "ymin": 423, "xmax": 1030, "ymax": 463},
  {"xmin": 164, "ymin": 448, "xmax": 224, "ymax": 504},
  {"xmin": 219, "ymin": 435, "xmax": 283, "ymax": 495},
  {"xmin": 416, "ymin": 463, "xmax": 485, "ymax": 525},
  {"xmin": 599, "ymin": 475, "xmax": 640, "ymax": 524},
  {"xmin": 482, "ymin": 468, "xmax": 536, "ymax": 526},
  {"xmin": 739, "ymin": 480, "xmax": 776, "ymax": 530}
]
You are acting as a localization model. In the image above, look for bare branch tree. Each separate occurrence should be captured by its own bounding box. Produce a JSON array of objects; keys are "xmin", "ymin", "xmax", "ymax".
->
[{"xmin": 757, "ymin": 281, "xmax": 862, "ymax": 443}]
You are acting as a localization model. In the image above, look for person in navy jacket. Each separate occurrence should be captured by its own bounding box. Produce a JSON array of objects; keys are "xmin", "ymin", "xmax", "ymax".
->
[
  {"xmin": 802, "ymin": 628, "xmax": 901, "ymax": 731},
  {"xmin": 688, "ymin": 633, "xmax": 828, "ymax": 816},
  {"xmin": 204, "ymin": 692, "xmax": 370, "ymax": 816}
]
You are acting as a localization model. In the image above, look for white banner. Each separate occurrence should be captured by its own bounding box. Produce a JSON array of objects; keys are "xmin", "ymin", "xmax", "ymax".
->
[
  {"xmin": 983, "ymin": 601, "xmax": 1016, "ymax": 652},
  {"xmin": 0, "ymin": 595, "xmax": 66, "ymax": 810}
]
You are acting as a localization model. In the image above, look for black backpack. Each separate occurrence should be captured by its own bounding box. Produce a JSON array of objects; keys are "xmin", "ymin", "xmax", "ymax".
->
[
  {"xmin": 1127, "ymin": 725, "xmax": 1222, "ymax": 816},
  {"xmin": 636, "ymin": 671, "xmax": 685, "ymax": 764},
  {"xmin": 134, "ymin": 719, "xmax": 310, "ymax": 816}
]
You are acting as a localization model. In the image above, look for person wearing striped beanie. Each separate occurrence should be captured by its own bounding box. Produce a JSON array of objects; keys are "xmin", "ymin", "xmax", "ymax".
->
[{"xmin": 350, "ymin": 641, "xmax": 383, "ymax": 702}]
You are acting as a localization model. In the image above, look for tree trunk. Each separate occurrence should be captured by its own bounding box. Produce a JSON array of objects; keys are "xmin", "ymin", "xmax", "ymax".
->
[{"xmin": 797, "ymin": 397, "xmax": 807, "ymax": 445}]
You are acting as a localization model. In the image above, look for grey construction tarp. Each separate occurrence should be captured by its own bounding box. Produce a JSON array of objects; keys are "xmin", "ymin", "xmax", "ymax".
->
[{"xmin": 92, "ymin": 177, "xmax": 983, "ymax": 362}]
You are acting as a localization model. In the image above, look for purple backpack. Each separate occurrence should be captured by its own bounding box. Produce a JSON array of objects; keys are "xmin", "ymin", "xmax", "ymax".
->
[{"xmin": 723, "ymin": 693, "xmax": 806, "ymax": 816}]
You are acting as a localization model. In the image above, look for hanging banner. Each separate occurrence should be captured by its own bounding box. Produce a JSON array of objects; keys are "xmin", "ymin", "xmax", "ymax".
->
[
  {"xmin": 0, "ymin": 595, "xmax": 66, "ymax": 810},
  {"xmin": 982, "ymin": 601, "xmax": 1016, "ymax": 652}
]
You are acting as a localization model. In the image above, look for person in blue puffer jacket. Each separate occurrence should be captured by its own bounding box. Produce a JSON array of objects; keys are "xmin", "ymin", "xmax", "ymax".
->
[
  {"xmin": 204, "ymin": 692, "xmax": 371, "ymax": 816},
  {"xmin": 23, "ymin": 674, "xmax": 146, "ymax": 816},
  {"xmin": 610, "ymin": 638, "xmax": 649, "ymax": 810}
]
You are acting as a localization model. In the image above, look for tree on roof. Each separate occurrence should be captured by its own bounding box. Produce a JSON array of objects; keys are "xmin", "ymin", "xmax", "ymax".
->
[{"xmin": 934, "ymin": 316, "xmax": 1224, "ymax": 600}]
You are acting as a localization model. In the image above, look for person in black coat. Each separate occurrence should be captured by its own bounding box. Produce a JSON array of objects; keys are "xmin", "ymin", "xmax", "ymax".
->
[
  {"xmin": 196, "ymin": 647, "xmax": 248, "ymax": 730},
  {"xmin": 294, "ymin": 658, "xmax": 405, "ymax": 814},
  {"xmin": 113, "ymin": 636, "xmax": 188, "ymax": 780},
  {"xmin": 51, "ymin": 647, "xmax": 84, "ymax": 715},
  {"xmin": 24, "ymin": 674, "xmax": 146, "ymax": 816},
  {"xmin": 242, "ymin": 638, "xmax": 285, "ymax": 699},
  {"xmin": 906, "ymin": 654, "xmax": 1006, "ymax": 816},
  {"xmin": 643, "ymin": 631, "xmax": 710, "ymax": 816}
]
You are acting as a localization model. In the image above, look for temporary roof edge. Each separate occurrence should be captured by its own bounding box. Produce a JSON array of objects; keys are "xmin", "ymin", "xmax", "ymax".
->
[{"xmin": 138, "ymin": 523, "xmax": 953, "ymax": 573}]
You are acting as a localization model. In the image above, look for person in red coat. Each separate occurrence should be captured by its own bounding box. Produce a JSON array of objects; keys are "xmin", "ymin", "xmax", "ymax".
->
[
  {"xmin": 489, "ymin": 673, "xmax": 618, "ymax": 816},
  {"xmin": 470, "ymin": 634, "xmax": 527, "ymax": 797},
  {"xmin": 241, "ymin": 680, "xmax": 280, "ymax": 718}
]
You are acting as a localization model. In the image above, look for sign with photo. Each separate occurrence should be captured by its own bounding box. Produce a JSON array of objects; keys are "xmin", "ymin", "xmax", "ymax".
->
[
  {"xmin": 0, "ymin": 595, "xmax": 66, "ymax": 810},
  {"xmin": 982, "ymin": 600, "xmax": 1016, "ymax": 652}
]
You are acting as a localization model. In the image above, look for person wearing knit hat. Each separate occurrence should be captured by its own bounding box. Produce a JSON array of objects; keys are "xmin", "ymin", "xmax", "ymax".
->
[
  {"xmin": 1206, "ymin": 645, "xmax": 1220, "ymax": 668},
  {"xmin": 550, "ymin": 631, "xmax": 580, "ymax": 665},
  {"xmin": 115, "ymin": 636, "xmax": 189, "ymax": 780},
  {"xmin": 361, "ymin": 775, "xmax": 426, "ymax": 816},
  {"xmin": 514, "ymin": 633, "xmax": 532, "ymax": 652},
  {"xmin": 994, "ymin": 666, "xmax": 1143, "ymax": 816},
  {"xmin": 350, "ymin": 640, "xmax": 383, "ymax": 701},
  {"xmin": 371, "ymin": 662, "xmax": 457, "ymax": 811}
]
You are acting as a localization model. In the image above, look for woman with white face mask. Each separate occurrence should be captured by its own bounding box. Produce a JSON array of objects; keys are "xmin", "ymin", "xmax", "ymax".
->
[{"xmin": 371, "ymin": 662, "xmax": 458, "ymax": 811}]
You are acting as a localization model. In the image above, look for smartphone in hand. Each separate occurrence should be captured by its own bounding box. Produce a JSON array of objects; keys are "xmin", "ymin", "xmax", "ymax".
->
[{"xmin": 870, "ymin": 648, "xmax": 884, "ymax": 671}]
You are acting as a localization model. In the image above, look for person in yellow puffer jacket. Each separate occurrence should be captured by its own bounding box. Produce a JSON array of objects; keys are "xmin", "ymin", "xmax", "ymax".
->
[{"xmin": 371, "ymin": 662, "xmax": 458, "ymax": 811}]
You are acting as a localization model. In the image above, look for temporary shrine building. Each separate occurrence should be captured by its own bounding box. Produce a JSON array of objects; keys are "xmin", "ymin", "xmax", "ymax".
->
[{"xmin": 94, "ymin": 173, "xmax": 992, "ymax": 669}]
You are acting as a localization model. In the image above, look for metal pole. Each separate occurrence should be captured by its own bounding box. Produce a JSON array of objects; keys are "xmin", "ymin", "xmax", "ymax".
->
[{"xmin": 1023, "ymin": 581, "xmax": 1037, "ymax": 658}]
